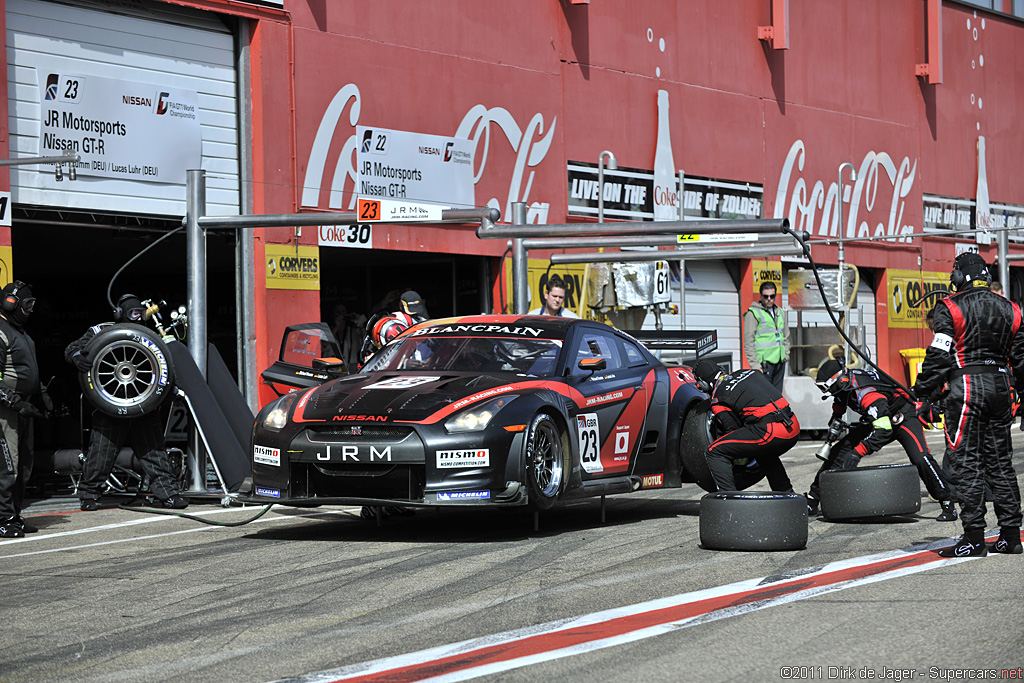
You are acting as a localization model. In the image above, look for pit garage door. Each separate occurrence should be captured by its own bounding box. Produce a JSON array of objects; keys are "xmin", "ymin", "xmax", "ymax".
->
[{"xmin": 6, "ymin": 0, "xmax": 240, "ymax": 216}]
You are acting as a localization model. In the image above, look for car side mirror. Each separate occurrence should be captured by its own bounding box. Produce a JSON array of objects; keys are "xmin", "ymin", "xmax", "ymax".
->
[
  {"xmin": 313, "ymin": 357, "xmax": 348, "ymax": 377},
  {"xmin": 577, "ymin": 357, "xmax": 607, "ymax": 373}
]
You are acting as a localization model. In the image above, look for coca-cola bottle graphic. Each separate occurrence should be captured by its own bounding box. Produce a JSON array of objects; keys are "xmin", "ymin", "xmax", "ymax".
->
[
  {"xmin": 976, "ymin": 135, "xmax": 992, "ymax": 244},
  {"xmin": 653, "ymin": 89, "xmax": 677, "ymax": 221}
]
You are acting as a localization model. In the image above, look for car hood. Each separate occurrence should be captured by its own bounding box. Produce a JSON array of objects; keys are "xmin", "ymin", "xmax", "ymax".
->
[{"xmin": 293, "ymin": 372, "xmax": 525, "ymax": 423}]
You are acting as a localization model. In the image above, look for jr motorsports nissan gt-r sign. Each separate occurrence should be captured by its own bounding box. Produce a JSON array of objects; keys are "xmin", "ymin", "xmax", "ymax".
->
[{"xmin": 246, "ymin": 315, "xmax": 733, "ymax": 510}]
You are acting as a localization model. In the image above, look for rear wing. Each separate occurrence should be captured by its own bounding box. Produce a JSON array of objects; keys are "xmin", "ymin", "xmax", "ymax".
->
[{"xmin": 626, "ymin": 329, "xmax": 718, "ymax": 356}]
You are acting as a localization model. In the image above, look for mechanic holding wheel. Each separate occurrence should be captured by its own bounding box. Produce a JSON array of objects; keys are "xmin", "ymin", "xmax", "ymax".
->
[
  {"xmin": 65, "ymin": 294, "xmax": 188, "ymax": 512},
  {"xmin": 692, "ymin": 359, "xmax": 800, "ymax": 494},
  {"xmin": 914, "ymin": 253, "xmax": 1024, "ymax": 557},
  {"xmin": 806, "ymin": 359, "xmax": 956, "ymax": 520}
]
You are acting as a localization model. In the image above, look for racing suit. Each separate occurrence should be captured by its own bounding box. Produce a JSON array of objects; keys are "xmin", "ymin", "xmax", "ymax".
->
[
  {"xmin": 706, "ymin": 368, "xmax": 800, "ymax": 492},
  {"xmin": 0, "ymin": 315, "xmax": 41, "ymax": 523},
  {"xmin": 807, "ymin": 368, "xmax": 953, "ymax": 504},
  {"xmin": 65, "ymin": 322, "xmax": 182, "ymax": 505},
  {"xmin": 913, "ymin": 286, "xmax": 1024, "ymax": 543}
]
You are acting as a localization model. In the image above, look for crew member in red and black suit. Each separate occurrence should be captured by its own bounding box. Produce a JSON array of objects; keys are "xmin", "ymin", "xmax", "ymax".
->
[
  {"xmin": 914, "ymin": 252, "xmax": 1024, "ymax": 556},
  {"xmin": 692, "ymin": 360, "xmax": 800, "ymax": 493},
  {"xmin": 806, "ymin": 360, "xmax": 955, "ymax": 519}
]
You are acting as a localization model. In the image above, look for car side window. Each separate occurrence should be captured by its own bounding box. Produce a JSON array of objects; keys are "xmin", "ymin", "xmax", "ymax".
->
[
  {"xmin": 571, "ymin": 331, "xmax": 623, "ymax": 376},
  {"xmin": 622, "ymin": 339, "xmax": 647, "ymax": 368}
]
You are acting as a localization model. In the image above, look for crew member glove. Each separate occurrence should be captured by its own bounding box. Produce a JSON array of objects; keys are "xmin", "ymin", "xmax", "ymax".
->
[
  {"xmin": 72, "ymin": 351, "xmax": 92, "ymax": 374},
  {"xmin": 13, "ymin": 399, "xmax": 42, "ymax": 419}
]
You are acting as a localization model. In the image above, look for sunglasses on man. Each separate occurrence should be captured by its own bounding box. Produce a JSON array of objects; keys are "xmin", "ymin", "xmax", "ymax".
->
[{"xmin": 761, "ymin": 293, "xmax": 776, "ymax": 300}]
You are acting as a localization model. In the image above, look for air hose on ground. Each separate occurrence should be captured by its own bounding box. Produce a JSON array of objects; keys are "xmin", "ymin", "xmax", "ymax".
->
[{"xmin": 118, "ymin": 502, "xmax": 275, "ymax": 526}]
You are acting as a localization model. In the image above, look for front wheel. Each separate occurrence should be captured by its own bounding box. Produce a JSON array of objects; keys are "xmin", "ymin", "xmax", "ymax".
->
[{"xmin": 524, "ymin": 413, "xmax": 568, "ymax": 511}]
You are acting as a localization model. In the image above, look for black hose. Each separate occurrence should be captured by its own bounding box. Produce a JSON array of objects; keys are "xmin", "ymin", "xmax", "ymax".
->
[
  {"xmin": 105, "ymin": 226, "xmax": 184, "ymax": 310},
  {"xmin": 117, "ymin": 502, "xmax": 274, "ymax": 526},
  {"xmin": 783, "ymin": 227, "xmax": 918, "ymax": 396}
]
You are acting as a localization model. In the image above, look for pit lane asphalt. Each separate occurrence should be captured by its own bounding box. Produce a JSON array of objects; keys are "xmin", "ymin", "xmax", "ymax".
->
[{"xmin": 3, "ymin": 429, "xmax": 1023, "ymax": 683}]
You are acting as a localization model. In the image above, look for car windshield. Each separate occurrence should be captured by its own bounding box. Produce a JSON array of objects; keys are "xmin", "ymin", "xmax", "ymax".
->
[{"xmin": 362, "ymin": 336, "xmax": 563, "ymax": 376}]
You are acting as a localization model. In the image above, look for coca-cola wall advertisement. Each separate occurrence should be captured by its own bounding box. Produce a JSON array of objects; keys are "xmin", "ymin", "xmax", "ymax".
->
[{"xmin": 246, "ymin": 0, "xmax": 1024, "ymax": 394}]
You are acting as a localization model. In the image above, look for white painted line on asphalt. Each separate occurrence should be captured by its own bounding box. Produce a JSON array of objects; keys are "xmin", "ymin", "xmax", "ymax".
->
[
  {"xmin": 0, "ymin": 506, "xmax": 363, "ymax": 557},
  {"xmin": 277, "ymin": 536, "xmax": 995, "ymax": 683}
]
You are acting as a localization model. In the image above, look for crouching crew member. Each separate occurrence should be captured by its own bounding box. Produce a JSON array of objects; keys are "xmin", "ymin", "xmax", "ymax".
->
[
  {"xmin": 692, "ymin": 360, "xmax": 800, "ymax": 493},
  {"xmin": 914, "ymin": 252, "xmax": 1024, "ymax": 557},
  {"xmin": 807, "ymin": 359, "xmax": 955, "ymax": 519}
]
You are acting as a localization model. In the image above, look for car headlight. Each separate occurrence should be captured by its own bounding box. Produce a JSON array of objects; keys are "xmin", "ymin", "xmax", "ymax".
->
[
  {"xmin": 262, "ymin": 392, "xmax": 299, "ymax": 431},
  {"xmin": 445, "ymin": 395, "xmax": 518, "ymax": 433}
]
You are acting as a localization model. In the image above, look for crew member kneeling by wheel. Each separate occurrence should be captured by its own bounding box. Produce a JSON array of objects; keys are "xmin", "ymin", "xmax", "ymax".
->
[
  {"xmin": 692, "ymin": 360, "xmax": 800, "ymax": 494},
  {"xmin": 807, "ymin": 360, "xmax": 956, "ymax": 520},
  {"xmin": 65, "ymin": 294, "xmax": 188, "ymax": 512}
]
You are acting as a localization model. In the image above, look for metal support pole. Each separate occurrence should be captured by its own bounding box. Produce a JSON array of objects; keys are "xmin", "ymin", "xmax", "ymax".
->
[
  {"xmin": 512, "ymin": 202, "xmax": 529, "ymax": 314},
  {"xmin": 837, "ymin": 163, "xmax": 856, "ymax": 365},
  {"xmin": 998, "ymin": 226, "xmax": 1010, "ymax": 291},
  {"xmin": 185, "ymin": 169, "xmax": 208, "ymax": 493},
  {"xmin": 678, "ymin": 170, "xmax": 686, "ymax": 334}
]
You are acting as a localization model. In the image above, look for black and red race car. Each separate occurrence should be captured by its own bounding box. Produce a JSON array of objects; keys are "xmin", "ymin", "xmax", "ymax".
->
[{"xmin": 244, "ymin": 314, "xmax": 757, "ymax": 509}]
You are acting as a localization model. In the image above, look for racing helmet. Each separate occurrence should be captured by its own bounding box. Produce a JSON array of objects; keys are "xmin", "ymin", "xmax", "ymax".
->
[
  {"xmin": 113, "ymin": 294, "xmax": 147, "ymax": 323},
  {"xmin": 950, "ymin": 252, "xmax": 990, "ymax": 291},
  {"xmin": 815, "ymin": 359, "xmax": 850, "ymax": 396},
  {"xmin": 692, "ymin": 359, "xmax": 724, "ymax": 395},
  {"xmin": 371, "ymin": 311, "xmax": 415, "ymax": 348}
]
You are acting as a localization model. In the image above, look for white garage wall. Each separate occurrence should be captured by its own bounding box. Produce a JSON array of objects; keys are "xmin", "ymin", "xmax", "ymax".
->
[{"xmin": 6, "ymin": 0, "xmax": 239, "ymax": 217}]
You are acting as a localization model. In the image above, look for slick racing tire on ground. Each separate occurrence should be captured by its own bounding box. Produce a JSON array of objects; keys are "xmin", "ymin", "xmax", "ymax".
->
[
  {"xmin": 524, "ymin": 413, "xmax": 569, "ymax": 511},
  {"xmin": 79, "ymin": 324, "xmax": 175, "ymax": 419},
  {"xmin": 699, "ymin": 491, "xmax": 808, "ymax": 551},
  {"xmin": 678, "ymin": 399, "xmax": 766, "ymax": 493},
  {"xmin": 819, "ymin": 463, "xmax": 921, "ymax": 520}
]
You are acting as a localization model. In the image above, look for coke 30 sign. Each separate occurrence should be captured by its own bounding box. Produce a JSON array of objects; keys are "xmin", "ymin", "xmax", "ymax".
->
[
  {"xmin": 772, "ymin": 140, "xmax": 918, "ymax": 243},
  {"xmin": 301, "ymin": 84, "xmax": 556, "ymax": 223}
]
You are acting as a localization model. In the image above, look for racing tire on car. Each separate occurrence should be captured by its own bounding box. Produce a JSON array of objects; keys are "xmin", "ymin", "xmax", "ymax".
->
[
  {"xmin": 698, "ymin": 490, "xmax": 808, "ymax": 551},
  {"xmin": 819, "ymin": 463, "xmax": 921, "ymax": 521},
  {"xmin": 678, "ymin": 399, "xmax": 766, "ymax": 493},
  {"xmin": 79, "ymin": 324, "xmax": 175, "ymax": 419},
  {"xmin": 524, "ymin": 413, "xmax": 569, "ymax": 511}
]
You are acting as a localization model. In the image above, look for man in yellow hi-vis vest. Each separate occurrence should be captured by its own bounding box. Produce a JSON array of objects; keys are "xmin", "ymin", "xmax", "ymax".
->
[{"xmin": 743, "ymin": 281, "xmax": 790, "ymax": 393}]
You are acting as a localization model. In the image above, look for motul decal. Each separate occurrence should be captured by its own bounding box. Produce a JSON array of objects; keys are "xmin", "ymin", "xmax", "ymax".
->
[{"xmin": 641, "ymin": 473, "xmax": 664, "ymax": 488}]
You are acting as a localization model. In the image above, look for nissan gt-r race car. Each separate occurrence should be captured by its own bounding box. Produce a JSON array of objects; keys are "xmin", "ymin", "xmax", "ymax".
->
[{"xmin": 245, "ymin": 314, "xmax": 763, "ymax": 510}]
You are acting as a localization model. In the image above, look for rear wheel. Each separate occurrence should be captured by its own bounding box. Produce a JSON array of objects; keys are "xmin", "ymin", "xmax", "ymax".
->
[
  {"xmin": 524, "ymin": 413, "xmax": 567, "ymax": 511},
  {"xmin": 678, "ymin": 399, "xmax": 765, "ymax": 492}
]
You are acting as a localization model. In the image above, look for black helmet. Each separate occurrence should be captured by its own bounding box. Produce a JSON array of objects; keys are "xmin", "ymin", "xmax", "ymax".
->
[
  {"xmin": 114, "ymin": 294, "xmax": 146, "ymax": 323},
  {"xmin": 950, "ymin": 252, "xmax": 990, "ymax": 291},
  {"xmin": 815, "ymin": 359, "xmax": 849, "ymax": 395},
  {"xmin": 2, "ymin": 281, "xmax": 34, "ymax": 327},
  {"xmin": 693, "ymin": 359, "xmax": 723, "ymax": 394}
]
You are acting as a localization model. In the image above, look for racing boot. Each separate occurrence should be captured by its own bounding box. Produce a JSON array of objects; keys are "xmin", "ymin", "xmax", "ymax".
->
[
  {"xmin": 12, "ymin": 514, "xmax": 37, "ymax": 533},
  {"xmin": 157, "ymin": 496, "xmax": 189, "ymax": 510},
  {"xmin": 80, "ymin": 498, "xmax": 100, "ymax": 512},
  {"xmin": 0, "ymin": 516, "xmax": 25, "ymax": 538},
  {"xmin": 936, "ymin": 500, "xmax": 958, "ymax": 522},
  {"xmin": 988, "ymin": 527, "xmax": 1023, "ymax": 555},
  {"xmin": 804, "ymin": 493, "xmax": 819, "ymax": 516},
  {"xmin": 938, "ymin": 531, "xmax": 988, "ymax": 557}
]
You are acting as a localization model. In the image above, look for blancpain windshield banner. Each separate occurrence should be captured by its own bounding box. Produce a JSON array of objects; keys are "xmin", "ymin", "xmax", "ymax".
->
[
  {"xmin": 39, "ymin": 71, "xmax": 201, "ymax": 184},
  {"xmin": 356, "ymin": 126, "xmax": 474, "ymax": 208}
]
